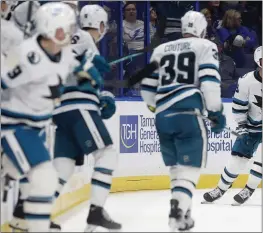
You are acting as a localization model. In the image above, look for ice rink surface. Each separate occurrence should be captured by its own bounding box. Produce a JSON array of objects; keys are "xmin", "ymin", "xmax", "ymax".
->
[{"xmin": 59, "ymin": 189, "xmax": 262, "ymax": 232}]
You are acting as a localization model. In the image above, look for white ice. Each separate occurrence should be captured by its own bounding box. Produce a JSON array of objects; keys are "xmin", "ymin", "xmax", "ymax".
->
[{"xmin": 58, "ymin": 189, "xmax": 262, "ymax": 232}]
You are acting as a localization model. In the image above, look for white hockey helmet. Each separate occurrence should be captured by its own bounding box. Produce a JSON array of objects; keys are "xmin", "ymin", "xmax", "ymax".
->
[
  {"xmin": 35, "ymin": 2, "xmax": 77, "ymax": 45},
  {"xmin": 254, "ymin": 46, "xmax": 262, "ymax": 68},
  {"xmin": 1, "ymin": 0, "xmax": 18, "ymax": 19},
  {"xmin": 63, "ymin": 1, "xmax": 79, "ymax": 15},
  {"xmin": 181, "ymin": 11, "xmax": 208, "ymax": 38},
  {"xmin": 80, "ymin": 4, "xmax": 108, "ymax": 42},
  {"xmin": 12, "ymin": 1, "xmax": 40, "ymax": 35}
]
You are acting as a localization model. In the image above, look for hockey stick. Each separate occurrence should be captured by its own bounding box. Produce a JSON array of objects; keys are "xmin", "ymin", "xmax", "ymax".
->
[{"xmin": 165, "ymin": 111, "xmax": 241, "ymax": 137}]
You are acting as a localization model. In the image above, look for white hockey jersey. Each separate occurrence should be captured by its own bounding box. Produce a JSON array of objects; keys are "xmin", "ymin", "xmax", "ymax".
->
[
  {"xmin": 1, "ymin": 35, "xmax": 78, "ymax": 129},
  {"xmin": 71, "ymin": 28, "xmax": 99, "ymax": 57},
  {"xmin": 232, "ymin": 69, "xmax": 262, "ymax": 133},
  {"xmin": 53, "ymin": 29, "xmax": 101, "ymax": 115},
  {"xmin": 1, "ymin": 18, "xmax": 23, "ymax": 56},
  {"xmin": 141, "ymin": 37, "xmax": 222, "ymax": 114}
]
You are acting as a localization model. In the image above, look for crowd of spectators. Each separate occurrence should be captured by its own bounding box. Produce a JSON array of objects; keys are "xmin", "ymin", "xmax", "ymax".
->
[{"xmin": 79, "ymin": 1, "xmax": 263, "ymax": 98}]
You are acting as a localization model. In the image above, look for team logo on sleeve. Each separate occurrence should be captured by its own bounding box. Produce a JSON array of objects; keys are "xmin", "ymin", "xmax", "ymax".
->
[{"xmin": 27, "ymin": 51, "xmax": 40, "ymax": 64}]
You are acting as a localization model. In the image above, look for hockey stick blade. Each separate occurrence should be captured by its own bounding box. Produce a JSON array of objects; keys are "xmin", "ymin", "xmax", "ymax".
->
[
  {"xmin": 165, "ymin": 111, "xmax": 241, "ymax": 137},
  {"xmin": 126, "ymin": 61, "xmax": 159, "ymax": 88}
]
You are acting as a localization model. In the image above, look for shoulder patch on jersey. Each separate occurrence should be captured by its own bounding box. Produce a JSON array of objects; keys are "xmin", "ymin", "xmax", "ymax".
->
[{"xmin": 27, "ymin": 51, "xmax": 41, "ymax": 64}]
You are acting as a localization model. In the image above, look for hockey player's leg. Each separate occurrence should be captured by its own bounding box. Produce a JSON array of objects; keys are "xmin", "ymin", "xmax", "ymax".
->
[
  {"xmin": 9, "ymin": 177, "xmax": 30, "ymax": 232},
  {"xmin": 24, "ymin": 161, "xmax": 58, "ymax": 232},
  {"xmin": 169, "ymin": 166, "xmax": 199, "ymax": 232},
  {"xmin": 2, "ymin": 128, "xmax": 58, "ymax": 232},
  {"xmin": 85, "ymin": 145, "xmax": 121, "ymax": 232},
  {"xmin": 156, "ymin": 110, "xmax": 207, "ymax": 232},
  {"xmin": 233, "ymin": 139, "xmax": 262, "ymax": 205},
  {"xmin": 233, "ymin": 160, "xmax": 262, "ymax": 205},
  {"xmin": 203, "ymin": 155, "xmax": 249, "ymax": 203},
  {"xmin": 51, "ymin": 123, "xmax": 80, "ymax": 231},
  {"xmin": 71, "ymin": 110, "xmax": 121, "ymax": 231},
  {"xmin": 203, "ymin": 133, "xmax": 260, "ymax": 203}
]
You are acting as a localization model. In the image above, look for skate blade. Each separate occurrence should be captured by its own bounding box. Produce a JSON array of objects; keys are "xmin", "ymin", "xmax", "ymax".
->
[
  {"xmin": 231, "ymin": 201, "xmax": 242, "ymax": 206},
  {"xmin": 201, "ymin": 201, "xmax": 215, "ymax": 204},
  {"xmin": 50, "ymin": 228, "xmax": 62, "ymax": 232},
  {"xmin": 85, "ymin": 224, "xmax": 122, "ymax": 232}
]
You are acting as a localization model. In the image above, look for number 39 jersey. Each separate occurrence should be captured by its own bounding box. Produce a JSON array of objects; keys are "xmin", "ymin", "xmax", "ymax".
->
[{"xmin": 141, "ymin": 37, "xmax": 222, "ymax": 114}]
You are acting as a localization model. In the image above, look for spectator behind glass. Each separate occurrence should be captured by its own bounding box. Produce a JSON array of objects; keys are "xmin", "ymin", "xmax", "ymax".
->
[
  {"xmin": 123, "ymin": 2, "xmax": 145, "ymax": 51},
  {"xmin": 217, "ymin": 9, "xmax": 256, "ymax": 68},
  {"xmin": 200, "ymin": 8, "xmax": 219, "ymax": 43},
  {"xmin": 150, "ymin": 6, "xmax": 157, "ymax": 35},
  {"xmin": 206, "ymin": 1, "xmax": 223, "ymax": 29},
  {"xmin": 214, "ymin": 38, "xmax": 237, "ymax": 98}
]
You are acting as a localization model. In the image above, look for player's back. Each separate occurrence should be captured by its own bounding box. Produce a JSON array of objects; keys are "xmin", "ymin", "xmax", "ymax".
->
[
  {"xmin": 71, "ymin": 28, "xmax": 99, "ymax": 57},
  {"xmin": 142, "ymin": 37, "xmax": 220, "ymax": 114},
  {"xmin": 1, "ymin": 18, "xmax": 23, "ymax": 55}
]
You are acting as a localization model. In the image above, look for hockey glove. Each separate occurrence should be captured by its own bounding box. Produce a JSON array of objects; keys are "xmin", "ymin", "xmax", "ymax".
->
[
  {"xmin": 92, "ymin": 55, "xmax": 111, "ymax": 75},
  {"xmin": 100, "ymin": 91, "xmax": 116, "ymax": 119},
  {"xmin": 74, "ymin": 57, "xmax": 103, "ymax": 88},
  {"xmin": 208, "ymin": 108, "xmax": 226, "ymax": 134}
]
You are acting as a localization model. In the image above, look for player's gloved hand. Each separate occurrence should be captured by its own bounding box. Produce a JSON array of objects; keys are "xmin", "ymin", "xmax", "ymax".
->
[
  {"xmin": 74, "ymin": 57, "xmax": 103, "ymax": 88},
  {"xmin": 233, "ymin": 35, "xmax": 245, "ymax": 47},
  {"xmin": 100, "ymin": 91, "xmax": 116, "ymax": 119},
  {"xmin": 208, "ymin": 107, "xmax": 226, "ymax": 134},
  {"xmin": 92, "ymin": 55, "xmax": 110, "ymax": 75}
]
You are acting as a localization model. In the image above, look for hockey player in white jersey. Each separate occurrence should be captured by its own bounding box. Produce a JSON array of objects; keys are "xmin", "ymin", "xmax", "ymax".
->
[
  {"xmin": 1, "ymin": 0, "xmax": 23, "ymax": 55},
  {"xmin": 1, "ymin": 2, "xmax": 100, "ymax": 232},
  {"xmin": 140, "ymin": 11, "xmax": 226, "ymax": 231},
  {"xmin": 203, "ymin": 46, "xmax": 262, "ymax": 205},
  {"xmin": 51, "ymin": 4, "xmax": 121, "ymax": 232}
]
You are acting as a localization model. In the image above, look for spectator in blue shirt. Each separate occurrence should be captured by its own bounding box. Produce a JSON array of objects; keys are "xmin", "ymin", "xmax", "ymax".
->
[{"xmin": 217, "ymin": 9, "xmax": 257, "ymax": 67}]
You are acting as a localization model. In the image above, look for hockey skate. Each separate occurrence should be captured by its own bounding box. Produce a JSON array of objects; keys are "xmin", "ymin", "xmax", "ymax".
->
[
  {"xmin": 50, "ymin": 221, "xmax": 62, "ymax": 232},
  {"xmin": 232, "ymin": 186, "xmax": 254, "ymax": 206},
  {"xmin": 9, "ymin": 199, "xmax": 28, "ymax": 232},
  {"xmin": 84, "ymin": 204, "xmax": 122, "ymax": 232},
  {"xmin": 169, "ymin": 199, "xmax": 195, "ymax": 232},
  {"xmin": 202, "ymin": 187, "xmax": 225, "ymax": 203}
]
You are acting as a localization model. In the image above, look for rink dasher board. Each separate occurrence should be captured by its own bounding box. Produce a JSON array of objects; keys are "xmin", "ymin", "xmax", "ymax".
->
[{"xmin": 1, "ymin": 100, "xmax": 262, "ymax": 231}]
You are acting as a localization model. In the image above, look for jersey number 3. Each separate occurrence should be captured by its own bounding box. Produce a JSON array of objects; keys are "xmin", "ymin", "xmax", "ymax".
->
[{"xmin": 160, "ymin": 52, "xmax": 195, "ymax": 85}]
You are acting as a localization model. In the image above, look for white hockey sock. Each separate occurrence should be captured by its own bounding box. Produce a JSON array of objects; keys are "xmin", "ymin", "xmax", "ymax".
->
[
  {"xmin": 90, "ymin": 146, "xmax": 117, "ymax": 207},
  {"xmin": 90, "ymin": 167, "xmax": 113, "ymax": 207},
  {"xmin": 246, "ymin": 161, "xmax": 262, "ymax": 190},
  {"xmin": 218, "ymin": 156, "xmax": 249, "ymax": 191},
  {"xmin": 19, "ymin": 177, "xmax": 29, "ymax": 200},
  {"xmin": 170, "ymin": 166, "xmax": 199, "ymax": 215},
  {"xmin": 23, "ymin": 162, "xmax": 58, "ymax": 232},
  {"xmin": 53, "ymin": 157, "xmax": 75, "ymax": 199},
  {"xmin": 24, "ymin": 196, "xmax": 53, "ymax": 232}
]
